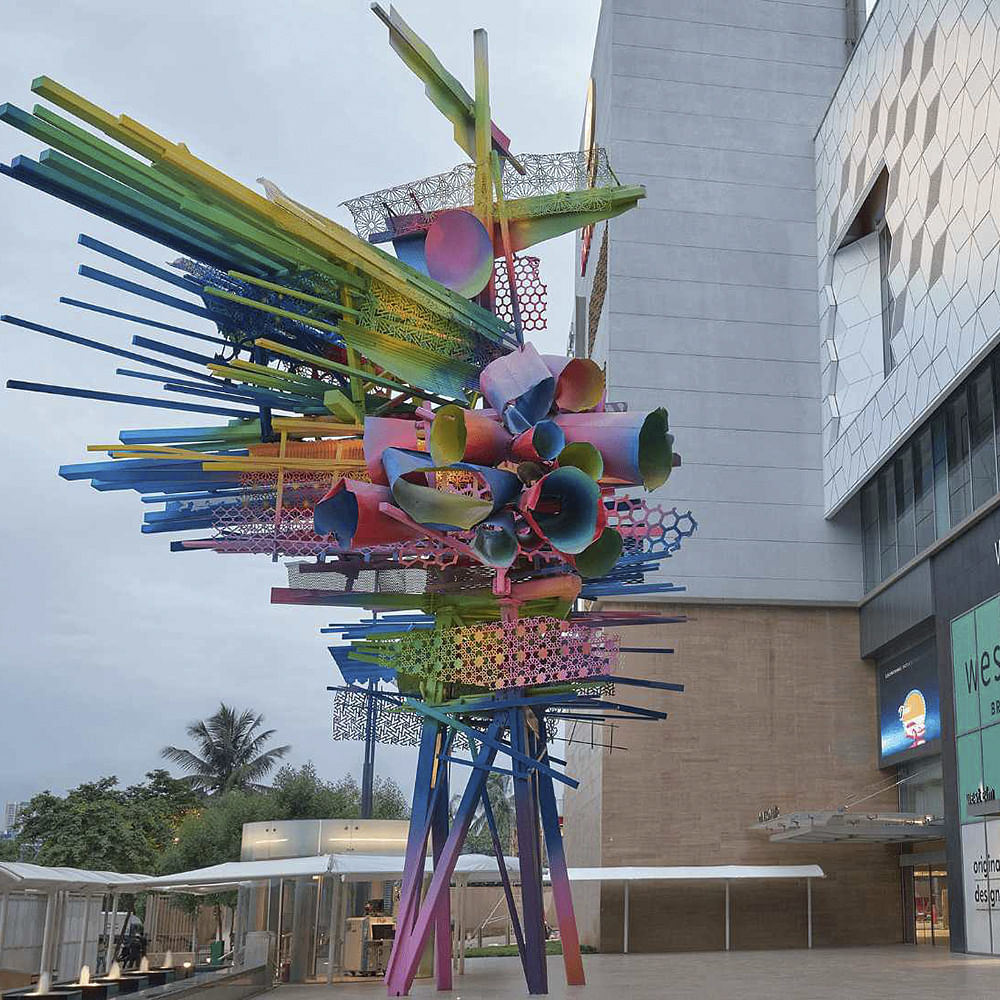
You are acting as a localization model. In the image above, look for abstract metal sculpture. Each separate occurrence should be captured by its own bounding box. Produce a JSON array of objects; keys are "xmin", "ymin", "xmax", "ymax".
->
[{"xmin": 1, "ymin": 5, "xmax": 697, "ymax": 995}]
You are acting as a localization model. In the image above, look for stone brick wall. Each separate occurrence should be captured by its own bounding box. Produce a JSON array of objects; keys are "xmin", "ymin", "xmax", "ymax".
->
[{"xmin": 561, "ymin": 602, "xmax": 903, "ymax": 951}]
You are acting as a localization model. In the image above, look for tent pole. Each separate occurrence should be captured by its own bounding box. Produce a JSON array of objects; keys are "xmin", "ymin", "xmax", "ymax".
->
[
  {"xmin": 78, "ymin": 894, "xmax": 93, "ymax": 974},
  {"xmin": 38, "ymin": 891, "xmax": 57, "ymax": 992},
  {"xmin": 807, "ymin": 879, "xmax": 813, "ymax": 949},
  {"xmin": 325, "ymin": 877, "xmax": 338, "ymax": 985},
  {"xmin": 0, "ymin": 891, "xmax": 9, "ymax": 968},
  {"xmin": 104, "ymin": 893, "xmax": 119, "ymax": 972},
  {"xmin": 53, "ymin": 891, "xmax": 67, "ymax": 982},
  {"xmin": 458, "ymin": 879, "xmax": 466, "ymax": 976},
  {"xmin": 623, "ymin": 881, "xmax": 629, "ymax": 955},
  {"xmin": 724, "ymin": 881, "xmax": 730, "ymax": 952}
]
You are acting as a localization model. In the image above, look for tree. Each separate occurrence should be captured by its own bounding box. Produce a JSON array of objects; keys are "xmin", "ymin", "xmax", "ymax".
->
[
  {"xmin": 161, "ymin": 704, "xmax": 291, "ymax": 794},
  {"xmin": 158, "ymin": 764, "xmax": 409, "ymax": 874},
  {"xmin": 158, "ymin": 790, "xmax": 273, "ymax": 874},
  {"xmin": 460, "ymin": 773, "xmax": 514, "ymax": 857},
  {"xmin": 15, "ymin": 773, "xmax": 197, "ymax": 873},
  {"xmin": 271, "ymin": 764, "xmax": 361, "ymax": 819},
  {"xmin": 371, "ymin": 775, "xmax": 409, "ymax": 820}
]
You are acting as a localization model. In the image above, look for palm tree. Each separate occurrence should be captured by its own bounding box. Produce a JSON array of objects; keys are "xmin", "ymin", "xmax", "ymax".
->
[
  {"xmin": 161, "ymin": 704, "xmax": 291, "ymax": 793},
  {"xmin": 457, "ymin": 773, "xmax": 516, "ymax": 855}
]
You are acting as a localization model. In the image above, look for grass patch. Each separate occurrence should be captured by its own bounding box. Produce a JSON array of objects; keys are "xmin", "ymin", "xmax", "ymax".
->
[{"xmin": 464, "ymin": 942, "xmax": 597, "ymax": 959}]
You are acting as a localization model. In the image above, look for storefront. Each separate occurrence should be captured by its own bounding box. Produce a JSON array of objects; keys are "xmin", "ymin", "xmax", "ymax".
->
[{"xmin": 862, "ymin": 497, "xmax": 1000, "ymax": 954}]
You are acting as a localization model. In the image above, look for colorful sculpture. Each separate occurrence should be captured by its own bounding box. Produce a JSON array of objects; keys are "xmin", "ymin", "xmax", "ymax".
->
[{"xmin": 1, "ymin": 6, "xmax": 696, "ymax": 995}]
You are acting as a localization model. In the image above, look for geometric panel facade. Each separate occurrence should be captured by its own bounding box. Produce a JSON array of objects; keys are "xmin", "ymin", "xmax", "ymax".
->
[
  {"xmin": 830, "ymin": 230, "xmax": 888, "ymax": 426},
  {"xmin": 818, "ymin": 0, "xmax": 1000, "ymax": 513}
]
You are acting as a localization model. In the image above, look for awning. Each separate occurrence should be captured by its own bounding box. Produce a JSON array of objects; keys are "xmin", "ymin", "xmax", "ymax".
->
[
  {"xmin": 751, "ymin": 810, "xmax": 945, "ymax": 844},
  {"xmin": 562, "ymin": 864, "xmax": 824, "ymax": 882},
  {"xmin": 553, "ymin": 864, "xmax": 825, "ymax": 955},
  {"xmin": 112, "ymin": 852, "xmax": 520, "ymax": 894},
  {"xmin": 0, "ymin": 862, "xmax": 153, "ymax": 893}
]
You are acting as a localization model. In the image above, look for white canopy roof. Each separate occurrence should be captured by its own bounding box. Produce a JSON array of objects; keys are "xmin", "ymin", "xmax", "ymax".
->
[
  {"xmin": 562, "ymin": 864, "xmax": 824, "ymax": 882},
  {"xmin": 0, "ymin": 861, "xmax": 154, "ymax": 893},
  {"xmin": 116, "ymin": 852, "xmax": 520, "ymax": 894}
]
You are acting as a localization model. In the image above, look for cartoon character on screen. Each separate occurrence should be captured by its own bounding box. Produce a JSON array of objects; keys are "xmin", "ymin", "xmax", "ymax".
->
[{"xmin": 898, "ymin": 688, "xmax": 927, "ymax": 748}]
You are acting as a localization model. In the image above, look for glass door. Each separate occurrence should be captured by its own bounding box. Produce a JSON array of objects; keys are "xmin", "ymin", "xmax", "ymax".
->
[{"xmin": 913, "ymin": 866, "xmax": 949, "ymax": 945}]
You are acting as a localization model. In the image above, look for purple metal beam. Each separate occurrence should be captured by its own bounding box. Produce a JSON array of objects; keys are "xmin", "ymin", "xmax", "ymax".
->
[
  {"xmin": 386, "ymin": 723, "xmax": 500, "ymax": 996},
  {"xmin": 512, "ymin": 712, "xmax": 547, "ymax": 995}
]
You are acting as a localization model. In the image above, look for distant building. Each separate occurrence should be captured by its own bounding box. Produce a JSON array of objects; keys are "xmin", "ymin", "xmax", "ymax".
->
[{"xmin": 3, "ymin": 801, "xmax": 27, "ymax": 836}]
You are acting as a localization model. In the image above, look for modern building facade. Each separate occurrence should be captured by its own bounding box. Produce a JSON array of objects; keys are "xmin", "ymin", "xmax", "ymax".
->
[
  {"xmin": 563, "ymin": 0, "xmax": 1000, "ymax": 955},
  {"xmin": 819, "ymin": 0, "xmax": 1000, "ymax": 957}
]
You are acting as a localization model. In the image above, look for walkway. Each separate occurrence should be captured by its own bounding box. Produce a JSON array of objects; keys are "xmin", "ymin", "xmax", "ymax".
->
[{"xmin": 276, "ymin": 947, "xmax": 1000, "ymax": 999}]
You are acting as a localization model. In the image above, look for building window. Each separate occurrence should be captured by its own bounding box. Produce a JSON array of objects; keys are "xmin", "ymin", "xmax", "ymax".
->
[
  {"xmin": 945, "ymin": 390, "xmax": 971, "ymax": 527},
  {"xmin": 877, "ymin": 468, "xmax": 898, "ymax": 580},
  {"xmin": 860, "ymin": 353, "xmax": 1000, "ymax": 591},
  {"xmin": 586, "ymin": 224, "xmax": 609, "ymax": 357},
  {"xmin": 830, "ymin": 169, "xmax": 893, "ymax": 425},
  {"xmin": 931, "ymin": 415, "xmax": 949, "ymax": 538},
  {"xmin": 913, "ymin": 427, "xmax": 935, "ymax": 551},
  {"xmin": 969, "ymin": 367, "xmax": 996, "ymax": 508},
  {"xmin": 862, "ymin": 482, "xmax": 880, "ymax": 592},
  {"xmin": 895, "ymin": 448, "xmax": 916, "ymax": 566},
  {"xmin": 879, "ymin": 223, "xmax": 895, "ymax": 375}
]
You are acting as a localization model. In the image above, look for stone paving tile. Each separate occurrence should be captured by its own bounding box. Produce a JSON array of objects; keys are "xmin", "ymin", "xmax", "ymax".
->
[{"xmin": 276, "ymin": 947, "xmax": 1000, "ymax": 999}]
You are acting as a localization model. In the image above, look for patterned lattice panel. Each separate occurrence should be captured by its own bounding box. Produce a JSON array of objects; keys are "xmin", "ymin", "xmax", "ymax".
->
[{"xmin": 361, "ymin": 615, "xmax": 618, "ymax": 689}]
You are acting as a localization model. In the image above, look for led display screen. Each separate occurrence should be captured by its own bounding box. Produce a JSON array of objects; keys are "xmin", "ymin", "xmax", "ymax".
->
[{"xmin": 878, "ymin": 638, "xmax": 941, "ymax": 765}]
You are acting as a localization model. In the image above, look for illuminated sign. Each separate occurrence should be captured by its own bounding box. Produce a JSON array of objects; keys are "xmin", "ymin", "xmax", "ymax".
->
[{"xmin": 877, "ymin": 638, "xmax": 941, "ymax": 765}]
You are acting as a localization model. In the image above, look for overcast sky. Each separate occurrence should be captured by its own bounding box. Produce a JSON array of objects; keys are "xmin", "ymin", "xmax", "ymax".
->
[{"xmin": 0, "ymin": 0, "xmax": 600, "ymax": 806}]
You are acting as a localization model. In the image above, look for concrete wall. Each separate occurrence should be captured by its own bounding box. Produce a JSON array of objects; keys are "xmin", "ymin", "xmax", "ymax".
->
[
  {"xmin": 561, "ymin": 603, "xmax": 904, "ymax": 951},
  {"xmin": 577, "ymin": 0, "xmax": 860, "ymax": 604},
  {"xmin": 818, "ymin": 1, "xmax": 1000, "ymax": 513},
  {"xmin": 562, "ymin": 726, "xmax": 604, "ymax": 949}
]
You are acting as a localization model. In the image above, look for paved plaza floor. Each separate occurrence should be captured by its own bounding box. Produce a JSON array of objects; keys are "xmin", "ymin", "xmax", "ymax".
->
[{"xmin": 277, "ymin": 947, "xmax": 1000, "ymax": 999}]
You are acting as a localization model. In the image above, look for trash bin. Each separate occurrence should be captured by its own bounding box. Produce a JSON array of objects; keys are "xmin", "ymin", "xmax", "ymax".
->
[{"xmin": 209, "ymin": 941, "xmax": 224, "ymax": 966}]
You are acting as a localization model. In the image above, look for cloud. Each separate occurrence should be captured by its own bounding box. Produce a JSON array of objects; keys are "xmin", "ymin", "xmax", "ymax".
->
[{"xmin": 0, "ymin": 0, "xmax": 599, "ymax": 805}]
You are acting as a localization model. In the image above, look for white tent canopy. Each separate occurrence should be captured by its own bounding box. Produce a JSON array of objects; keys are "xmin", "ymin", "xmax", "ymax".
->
[
  {"xmin": 0, "ymin": 862, "xmax": 153, "ymax": 893},
  {"xmin": 555, "ymin": 864, "xmax": 826, "ymax": 954},
  {"xmin": 113, "ymin": 852, "xmax": 520, "ymax": 894},
  {"xmin": 563, "ymin": 864, "xmax": 824, "ymax": 882}
]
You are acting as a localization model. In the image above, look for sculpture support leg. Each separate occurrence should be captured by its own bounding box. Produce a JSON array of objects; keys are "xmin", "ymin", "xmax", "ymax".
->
[
  {"xmin": 480, "ymin": 783, "xmax": 526, "ymax": 965},
  {"xmin": 537, "ymin": 724, "xmax": 585, "ymax": 986},
  {"xmin": 512, "ymin": 711, "xmax": 548, "ymax": 995},
  {"xmin": 386, "ymin": 721, "xmax": 440, "ymax": 985},
  {"xmin": 386, "ymin": 722, "xmax": 500, "ymax": 997},
  {"xmin": 430, "ymin": 749, "xmax": 452, "ymax": 990}
]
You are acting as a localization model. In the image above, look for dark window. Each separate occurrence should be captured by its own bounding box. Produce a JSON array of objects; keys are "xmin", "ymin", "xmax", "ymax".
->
[
  {"xmin": 858, "ymin": 347, "xmax": 1000, "ymax": 594},
  {"xmin": 895, "ymin": 450, "xmax": 916, "ymax": 566},
  {"xmin": 946, "ymin": 390, "xmax": 971, "ymax": 527},
  {"xmin": 913, "ymin": 428, "xmax": 936, "ymax": 551},
  {"xmin": 969, "ymin": 366, "xmax": 996, "ymax": 508},
  {"xmin": 880, "ymin": 223, "xmax": 895, "ymax": 375},
  {"xmin": 862, "ymin": 482, "xmax": 880, "ymax": 591},
  {"xmin": 931, "ymin": 414, "xmax": 949, "ymax": 538},
  {"xmin": 878, "ymin": 468, "xmax": 898, "ymax": 579}
]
